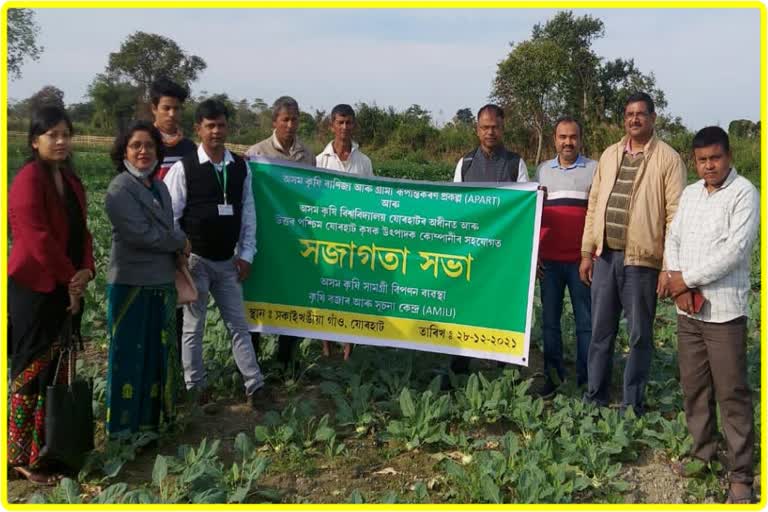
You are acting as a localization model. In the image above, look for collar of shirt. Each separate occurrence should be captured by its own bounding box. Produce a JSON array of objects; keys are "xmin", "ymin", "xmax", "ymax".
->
[
  {"xmin": 550, "ymin": 153, "xmax": 586, "ymax": 170},
  {"xmin": 320, "ymin": 140, "xmax": 360, "ymax": 158},
  {"xmin": 271, "ymin": 130, "xmax": 302, "ymax": 155},
  {"xmin": 478, "ymin": 144, "xmax": 506, "ymax": 160},
  {"xmin": 700, "ymin": 167, "xmax": 739, "ymax": 194},
  {"xmin": 623, "ymin": 134, "xmax": 656, "ymax": 157},
  {"xmin": 197, "ymin": 144, "xmax": 234, "ymax": 166}
]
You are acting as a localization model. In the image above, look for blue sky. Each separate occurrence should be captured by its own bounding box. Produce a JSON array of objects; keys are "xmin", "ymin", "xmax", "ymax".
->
[{"xmin": 6, "ymin": 7, "xmax": 763, "ymax": 130}]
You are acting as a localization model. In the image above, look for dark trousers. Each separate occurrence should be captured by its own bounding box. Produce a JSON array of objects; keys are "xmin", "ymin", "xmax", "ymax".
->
[
  {"xmin": 541, "ymin": 260, "xmax": 592, "ymax": 386},
  {"xmin": 677, "ymin": 315, "xmax": 753, "ymax": 485},
  {"xmin": 250, "ymin": 332, "xmax": 299, "ymax": 365},
  {"xmin": 585, "ymin": 249, "xmax": 658, "ymax": 413}
]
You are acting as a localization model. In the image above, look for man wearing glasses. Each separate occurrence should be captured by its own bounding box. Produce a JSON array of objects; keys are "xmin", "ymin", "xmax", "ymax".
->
[{"xmin": 579, "ymin": 92, "xmax": 686, "ymax": 415}]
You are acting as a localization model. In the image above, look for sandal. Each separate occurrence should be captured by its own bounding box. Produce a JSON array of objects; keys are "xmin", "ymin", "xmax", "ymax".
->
[
  {"xmin": 13, "ymin": 466, "xmax": 63, "ymax": 486},
  {"xmin": 725, "ymin": 486, "xmax": 756, "ymax": 504}
]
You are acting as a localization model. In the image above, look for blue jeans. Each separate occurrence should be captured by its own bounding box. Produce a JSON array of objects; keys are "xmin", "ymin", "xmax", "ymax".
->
[
  {"xmin": 540, "ymin": 260, "xmax": 592, "ymax": 386},
  {"xmin": 182, "ymin": 254, "xmax": 264, "ymax": 395}
]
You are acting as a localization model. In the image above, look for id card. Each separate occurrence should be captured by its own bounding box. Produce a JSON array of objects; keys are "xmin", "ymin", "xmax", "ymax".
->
[{"xmin": 218, "ymin": 204, "xmax": 234, "ymax": 216}]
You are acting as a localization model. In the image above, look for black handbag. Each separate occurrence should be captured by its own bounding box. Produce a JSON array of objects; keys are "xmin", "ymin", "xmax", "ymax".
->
[{"xmin": 40, "ymin": 315, "xmax": 94, "ymax": 471}]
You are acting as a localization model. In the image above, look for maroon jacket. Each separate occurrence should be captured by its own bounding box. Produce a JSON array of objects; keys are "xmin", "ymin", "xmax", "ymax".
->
[{"xmin": 8, "ymin": 160, "xmax": 95, "ymax": 292}]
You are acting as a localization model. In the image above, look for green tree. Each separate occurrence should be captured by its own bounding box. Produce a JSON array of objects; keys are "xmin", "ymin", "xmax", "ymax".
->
[
  {"xmin": 728, "ymin": 119, "xmax": 758, "ymax": 139},
  {"xmin": 87, "ymin": 74, "xmax": 140, "ymax": 132},
  {"xmin": 494, "ymin": 10, "xmax": 672, "ymax": 159},
  {"xmin": 106, "ymin": 31, "xmax": 206, "ymax": 100},
  {"xmin": 531, "ymin": 11, "xmax": 604, "ymax": 124},
  {"xmin": 597, "ymin": 58, "xmax": 667, "ymax": 126},
  {"xmin": 355, "ymin": 103, "xmax": 400, "ymax": 148},
  {"xmin": 404, "ymin": 104, "xmax": 432, "ymax": 123},
  {"xmin": 492, "ymin": 39, "xmax": 568, "ymax": 166},
  {"xmin": 68, "ymin": 101, "xmax": 96, "ymax": 126},
  {"xmin": 7, "ymin": 8, "xmax": 44, "ymax": 80},
  {"xmin": 251, "ymin": 98, "xmax": 268, "ymax": 114},
  {"xmin": 453, "ymin": 108, "xmax": 474, "ymax": 126},
  {"xmin": 27, "ymin": 85, "xmax": 65, "ymax": 111}
]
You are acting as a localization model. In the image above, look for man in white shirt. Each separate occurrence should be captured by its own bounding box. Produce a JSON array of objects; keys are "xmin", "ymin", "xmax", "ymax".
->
[
  {"xmin": 164, "ymin": 99, "xmax": 265, "ymax": 410},
  {"xmin": 316, "ymin": 104, "xmax": 373, "ymax": 177},
  {"xmin": 314, "ymin": 104, "xmax": 374, "ymax": 360},
  {"xmin": 664, "ymin": 126, "xmax": 759, "ymax": 504}
]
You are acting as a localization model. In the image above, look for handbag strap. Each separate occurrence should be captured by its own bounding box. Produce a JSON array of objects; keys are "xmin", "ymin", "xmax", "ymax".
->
[
  {"xmin": 52, "ymin": 346, "xmax": 70, "ymax": 384},
  {"xmin": 55, "ymin": 314, "xmax": 78, "ymax": 385}
]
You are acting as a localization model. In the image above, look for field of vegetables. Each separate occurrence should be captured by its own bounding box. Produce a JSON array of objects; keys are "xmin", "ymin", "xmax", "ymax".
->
[{"xmin": 4, "ymin": 145, "xmax": 762, "ymax": 505}]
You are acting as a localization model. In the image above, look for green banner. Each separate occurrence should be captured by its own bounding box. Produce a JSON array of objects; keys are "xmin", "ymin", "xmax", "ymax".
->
[{"xmin": 243, "ymin": 157, "xmax": 542, "ymax": 366}]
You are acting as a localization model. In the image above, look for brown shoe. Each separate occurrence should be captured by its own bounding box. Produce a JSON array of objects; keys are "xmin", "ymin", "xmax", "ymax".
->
[
  {"xmin": 247, "ymin": 386, "xmax": 271, "ymax": 410},
  {"xmin": 192, "ymin": 388, "xmax": 220, "ymax": 414},
  {"xmin": 725, "ymin": 484, "xmax": 755, "ymax": 504}
]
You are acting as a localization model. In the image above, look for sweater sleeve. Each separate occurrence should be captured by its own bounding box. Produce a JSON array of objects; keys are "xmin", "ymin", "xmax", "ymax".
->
[
  {"xmin": 105, "ymin": 179, "xmax": 186, "ymax": 253},
  {"xmin": 581, "ymin": 156, "xmax": 602, "ymax": 255},
  {"xmin": 9, "ymin": 167, "xmax": 77, "ymax": 284}
]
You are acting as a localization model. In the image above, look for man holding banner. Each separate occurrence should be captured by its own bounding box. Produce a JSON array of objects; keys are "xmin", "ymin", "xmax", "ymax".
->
[
  {"xmin": 243, "ymin": 155, "xmax": 541, "ymax": 370},
  {"xmin": 245, "ymin": 96, "xmax": 315, "ymax": 372},
  {"xmin": 315, "ymin": 103, "xmax": 375, "ymax": 359},
  {"xmin": 447, "ymin": 104, "xmax": 528, "ymax": 379},
  {"xmin": 165, "ymin": 99, "xmax": 266, "ymax": 409}
]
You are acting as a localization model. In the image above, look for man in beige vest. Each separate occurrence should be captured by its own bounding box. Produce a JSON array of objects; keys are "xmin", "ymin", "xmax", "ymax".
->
[
  {"xmin": 245, "ymin": 96, "xmax": 315, "ymax": 165},
  {"xmin": 245, "ymin": 96, "xmax": 315, "ymax": 370},
  {"xmin": 579, "ymin": 92, "xmax": 686, "ymax": 415}
]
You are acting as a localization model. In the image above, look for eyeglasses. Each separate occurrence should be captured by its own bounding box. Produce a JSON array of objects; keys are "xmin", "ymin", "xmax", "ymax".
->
[
  {"xmin": 127, "ymin": 142, "xmax": 157, "ymax": 152},
  {"xmin": 624, "ymin": 111, "xmax": 650, "ymax": 120}
]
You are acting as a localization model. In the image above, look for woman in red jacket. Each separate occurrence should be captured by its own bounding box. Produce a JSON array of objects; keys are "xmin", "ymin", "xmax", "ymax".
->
[{"xmin": 7, "ymin": 106, "xmax": 95, "ymax": 485}]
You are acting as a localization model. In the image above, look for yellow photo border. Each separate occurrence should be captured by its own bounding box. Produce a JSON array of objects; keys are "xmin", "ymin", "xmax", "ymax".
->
[{"xmin": 1, "ymin": 1, "xmax": 765, "ymax": 510}]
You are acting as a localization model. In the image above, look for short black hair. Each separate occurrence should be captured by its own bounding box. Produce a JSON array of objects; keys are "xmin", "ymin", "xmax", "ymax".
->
[
  {"xmin": 331, "ymin": 104, "xmax": 356, "ymax": 122},
  {"xmin": 150, "ymin": 77, "xmax": 189, "ymax": 106},
  {"xmin": 624, "ymin": 92, "xmax": 655, "ymax": 114},
  {"xmin": 272, "ymin": 96, "xmax": 299, "ymax": 121},
  {"xmin": 553, "ymin": 115, "xmax": 583, "ymax": 137},
  {"xmin": 477, "ymin": 104, "xmax": 504, "ymax": 121},
  {"xmin": 195, "ymin": 99, "xmax": 229, "ymax": 124},
  {"xmin": 28, "ymin": 105, "xmax": 74, "ymax": 160},
  {"xmin": 110, "ymin": 120, "xmax": 165, "ymax": 174},
  {"xmin": 692, "ymin": 126, "xmax": 730, "ymax": 153}
]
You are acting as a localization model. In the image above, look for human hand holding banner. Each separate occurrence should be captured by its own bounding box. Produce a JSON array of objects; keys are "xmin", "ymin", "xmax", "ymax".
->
[{"xmin": 243, "ymin": 157, "xmax": 542, "ymax": 366}]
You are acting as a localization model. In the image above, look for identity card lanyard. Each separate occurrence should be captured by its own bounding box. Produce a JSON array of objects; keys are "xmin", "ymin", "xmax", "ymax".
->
[
  {"xmin": 214, "ymin": 161, "xmax": 234, "ymax": 216},
  {"xmin": 214, "ymin": 161, "xmax": 228, "ymax": 204}
]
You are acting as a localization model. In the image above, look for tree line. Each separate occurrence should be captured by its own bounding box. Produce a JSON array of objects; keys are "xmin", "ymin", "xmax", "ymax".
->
[{"xmin": 7, "ymin": 9, "xmax": 760, "ymax": 169}]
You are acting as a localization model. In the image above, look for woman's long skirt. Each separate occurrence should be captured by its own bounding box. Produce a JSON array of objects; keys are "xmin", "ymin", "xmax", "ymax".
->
[
  {"xmin": 7, "ymin": 280, "xmax": 70, "ymax": 468},
  {"xmin": 105, "ymin": 283, "xmax": 180, "ymax": 437}
]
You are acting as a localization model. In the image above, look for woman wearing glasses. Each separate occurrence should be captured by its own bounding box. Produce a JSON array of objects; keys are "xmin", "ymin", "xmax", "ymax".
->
[{"xmin": 104, "ymin": 120, "xmax": 190, "ymax": 438}]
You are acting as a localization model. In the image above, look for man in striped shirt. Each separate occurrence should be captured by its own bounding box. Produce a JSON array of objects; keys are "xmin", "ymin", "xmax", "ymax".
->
[
  {"xmin": 664, "ymin": 126, "xmax": 759, "ymax": 504},
  {"xmin": 535, "ymin": 116, "xmax": 596, "ymax": 397}
]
